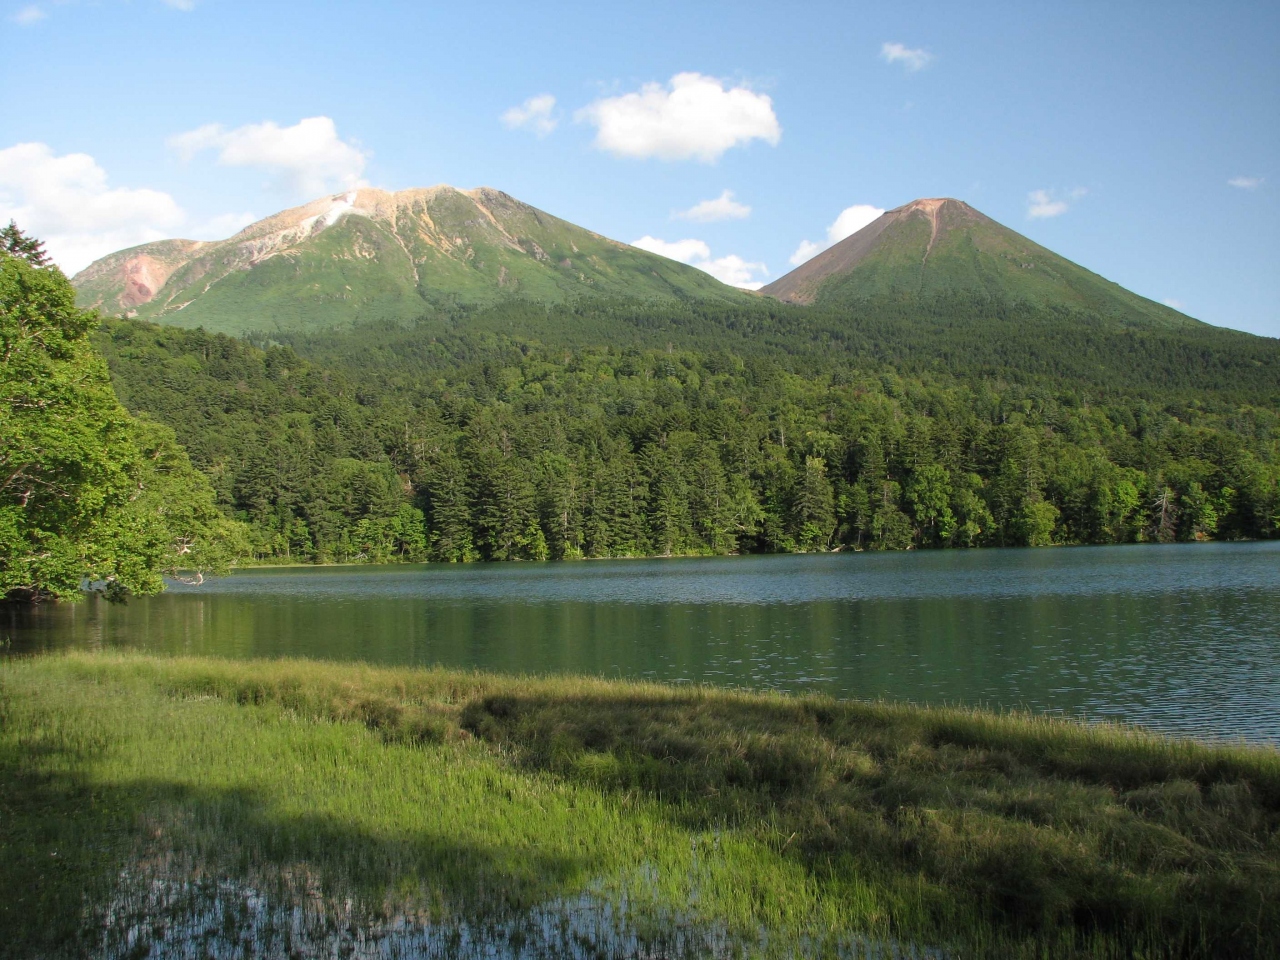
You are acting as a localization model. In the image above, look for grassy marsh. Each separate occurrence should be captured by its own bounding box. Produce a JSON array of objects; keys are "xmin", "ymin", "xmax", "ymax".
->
[{"xmin": 2, "ymin": 652, "xmax": 1277, "ymax": 958}]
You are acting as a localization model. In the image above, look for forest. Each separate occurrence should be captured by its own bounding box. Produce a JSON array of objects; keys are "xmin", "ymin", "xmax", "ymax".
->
[{"xmin": 96, "ymin": 305, "xmax": 1280, "ymax": 565}]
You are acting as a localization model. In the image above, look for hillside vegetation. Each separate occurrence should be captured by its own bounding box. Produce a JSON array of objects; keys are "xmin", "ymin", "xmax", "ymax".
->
[
  {"xmin": 73, "ymin": 187, "xmax": 745, "ymax": 336},
  {"xmin": 97, "ymin": 310, "xmax": 1279, "ymax": 564},
  {"xmin": 65, "ymin": 189, "xmax": 1280, "ymax": 567},
  {"xmin": 762, "ymin": 198, "xmax": 1197, "ymax": 330}
]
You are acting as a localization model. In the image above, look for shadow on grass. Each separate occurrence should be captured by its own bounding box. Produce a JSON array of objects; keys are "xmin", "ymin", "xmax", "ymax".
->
[
  {"xmin": 459, "ymin": 689, "xmax": 1280, "ymax": 960},
  {"xmin": 0, "ymin": 737, "xmax": 588, "ymax": 960},
  {"xmin": 8, "ymin": 654, "xmax": 1279, "ymax": 959}
]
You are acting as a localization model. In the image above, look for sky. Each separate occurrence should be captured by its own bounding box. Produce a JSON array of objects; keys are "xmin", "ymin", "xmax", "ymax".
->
[{"xmin": 1, "ymin": 1, "xmax": 1277, "ymax": 336}]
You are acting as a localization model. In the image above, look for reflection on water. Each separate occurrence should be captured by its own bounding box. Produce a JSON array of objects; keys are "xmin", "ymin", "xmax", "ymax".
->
[
  {"xmin": 7, "ymin": 542, "xmax": 1280, "ymax": 742},
  {"xmin": 97, "ymin": 866, "xmax": 943, "ymax": 960}
]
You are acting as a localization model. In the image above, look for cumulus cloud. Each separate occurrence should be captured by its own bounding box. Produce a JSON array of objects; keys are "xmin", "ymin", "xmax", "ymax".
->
[
  {"xmin": 632, "ymin": 234, "xmax": 768, "ymax": 290},
  {"xmin": 828, "ymin": 204, "xmax": 885, "ymax": 242},
  {"xmin": 789, "ymin": 202, "xmax": 885, "ymax": 265},
  {"xmin": 631, "ymin": 236, "xmax": 711, "ymax": 262},
  {"xmin": 501, "ymin": 94, "xmax": 557, "ymax": 136},
  {"xmin": 0, "ymin": 142, "xmax": 186, "ymax": 274},
  {"xmin": 697, "ymin": 254, "xmax": 769, "ymax": 289},
  {"xmin": 675, "ymin": 189, "xmax": 751, "ymax": 222},
  {"xmin": 12, "ymin": 5, "xmax": 45, "ymax": 24},
  {"xmin": 576, "ymin": 73, "xmax": 781, "ymax": 162},
  {"xmin": 880, "ymin": 42, "xmax": 933, "ymax": 72},
  {"xmin": 169, "ymin": 116, "xmax": 368, "ymax": 197},
  {"xmin": 789, "ymin": 239, "xmax": 822, "ymax": 266},
  {"xmin": 1027, "ymin": 187, "xmax": 1086, "ymax": 219},
  {"xmin": 1228, "ymin": 175, "xmax": 1263, "ymax": 189},
  {"xmin": 0, "ymin": 142, "xmax": 261, "ymax": 274}
]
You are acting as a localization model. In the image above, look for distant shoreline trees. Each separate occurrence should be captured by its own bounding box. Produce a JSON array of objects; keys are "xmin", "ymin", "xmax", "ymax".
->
[{"xmin": 92, "ymin": 313, "xmax": 1279, "ymax": 567}]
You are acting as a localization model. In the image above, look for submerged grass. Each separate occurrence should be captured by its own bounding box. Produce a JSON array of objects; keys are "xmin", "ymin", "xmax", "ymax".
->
[{"xmin": 1, "ymin": 651, "xmax": 1277, "ymax": 958}]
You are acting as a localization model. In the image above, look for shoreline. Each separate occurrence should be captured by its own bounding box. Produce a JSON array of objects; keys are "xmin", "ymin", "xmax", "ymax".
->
[{"xmin": 217, "ymin": 536, "xmax": 1268, "ymax": 572}]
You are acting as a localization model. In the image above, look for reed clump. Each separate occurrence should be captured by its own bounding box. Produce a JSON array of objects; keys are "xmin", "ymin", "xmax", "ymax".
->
[{"xmin": 2, "ymin": 651, "xmax": 1277, "ymax": 959}]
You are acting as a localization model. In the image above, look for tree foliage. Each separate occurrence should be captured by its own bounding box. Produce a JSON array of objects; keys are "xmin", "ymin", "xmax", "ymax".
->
[
  {"xmin": 1, "ymin": 232, "xmax": 244, "ymax": 601},
  {"xmin": 94, "ymin": 314, "xmax": 1279, "ymax": 566}
]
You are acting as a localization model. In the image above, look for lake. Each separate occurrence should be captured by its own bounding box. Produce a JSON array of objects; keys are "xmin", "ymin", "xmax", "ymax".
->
[{"xmin": 6, "ymin": 542, "xmax": 1279, "ymax": 743}]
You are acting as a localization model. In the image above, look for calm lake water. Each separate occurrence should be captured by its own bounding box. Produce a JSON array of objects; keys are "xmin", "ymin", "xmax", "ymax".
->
[{"xmin": 6, "ymin": 542, "xmax": 1279, "ymax": 742}]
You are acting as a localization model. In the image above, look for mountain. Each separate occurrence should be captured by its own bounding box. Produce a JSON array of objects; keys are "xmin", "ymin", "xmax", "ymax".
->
[
  {"xmin": 761, "ymin": 198, "xmax": 1198, "ymax": 329},
  {"xmin": 73, "ymin": 186, "xmax": 744, "ymax": 335}
]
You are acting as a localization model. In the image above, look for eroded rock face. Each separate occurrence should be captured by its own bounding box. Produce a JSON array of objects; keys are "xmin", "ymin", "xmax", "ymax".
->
[
  {"xmin": 72, "ymin": 239, "xmax": 212, "ymax": 316},
  {"xmin": 120, "ymin": 256, "xmax": 166, "ymax": 307}
]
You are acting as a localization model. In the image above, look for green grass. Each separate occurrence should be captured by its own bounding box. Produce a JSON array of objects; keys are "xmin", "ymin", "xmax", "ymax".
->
[{"xmin": 2, "ymin": 652, "xmax": 1277, "ymax": 958}]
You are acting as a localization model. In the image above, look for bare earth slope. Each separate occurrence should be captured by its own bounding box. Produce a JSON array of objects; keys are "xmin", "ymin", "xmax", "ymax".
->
[
  {"xmin": 74, "ymin": 186, "xmax": 744, "ymax": 336},
  {"xmin": 761, "ymin": 198, "xmax": 1201, "ymax": 329}
]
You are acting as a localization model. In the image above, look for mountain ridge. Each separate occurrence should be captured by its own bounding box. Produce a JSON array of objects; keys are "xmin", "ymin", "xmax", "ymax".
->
[
  {"xmin": 75, "ymin": 190, "xmax": 1229, "ymax": 342},
  {"xmin": 73, "ymin": 186, "xmax": 746, "ymax": 335}
]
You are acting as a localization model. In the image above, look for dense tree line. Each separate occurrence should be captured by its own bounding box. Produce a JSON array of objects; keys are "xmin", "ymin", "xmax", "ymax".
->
[{"xmin": 97, "ymin": 317, "xmax": 1279, "ymax": 565}]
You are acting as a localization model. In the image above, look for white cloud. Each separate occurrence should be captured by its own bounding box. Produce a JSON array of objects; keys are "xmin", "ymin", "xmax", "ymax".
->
[
  {"xmin": 576, "ymin": 72, "xmax": 781, "ymax": 162},
  {"xmin": 828, "ymin": 204, "xmax": 884, "ymax": 242},
  {"xmin": 789, "ymin": 202, "xmax": 885, "ymax": 265},
  {"xmin": 12, "ymin": 5, "xmax": 45, "ymax": 24},
  {"xmin": 501, "ymin": 94, "xmax": 557, "ymax": 136},
  {"xmin": 0, "ymin": 142, "xmax": 185, "ymax": 274},
  {"xmin": 631, "ymin": 236, "xmax": 711, "ymax": 262},
  {"xmin": 631, "ymin": 234, "xmax": 768, "ymax": 290},
  {"xmin": 881, "ymin": 42, "xmax": 933, "ymax": 72},
  {"xmin": 1027, "ymin": 187, "xmax": 1086, "ymax": 219},
  {"xmin": 674, "ymin": 189, "xmax": 751, "ymax": 223},
  {"xmin": 0, "ymin": 142, "xmax": 262, "ymax": 274},
  {"xmin": 161, "ymin": 0, "xmax": 197, "ymax": 8},
  {"xmin": 698, "ymin": 254, "xmax": 768, "ymax": 289},
  {"xmin": 1228, "ymin": 175, "xmax": 1263, "ymax": 189},
  {"xmin": 1027, "ymin": 189, "xmax": 1068, "ymax": 219},
  {"xmin": 1163, "ymin": 298, "xmax": 1186, "ymax": 310},
  {"xmin": 789, "ymin": 239, "xmax": 823, "ymax": 266},
  {"xmin": 168, "ymin": 116, "xmax": 368, "ymax": 197}
]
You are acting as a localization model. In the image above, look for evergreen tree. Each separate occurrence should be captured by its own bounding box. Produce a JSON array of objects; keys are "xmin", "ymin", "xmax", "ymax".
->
[
  {"xmin": 871, "ymin": 480, "xmax": 914, "ymax": 551},
  {"xmin": 0, "ymin": 222, "xmax": 50, "ymax": 267},
  {"xmin": 422, "ymin": 451, "xmax": 477, "ymax": 562},
  {"xmin": 643, "ymin": 440, "xmax": 694, "ymax": 556},
  {"xmin": 476, "ymin": 449, "xmax": 539, "ymax": 560},
  {"xmin": 792, "ymin": 456, "xmax": 836, "ymax": 551}
]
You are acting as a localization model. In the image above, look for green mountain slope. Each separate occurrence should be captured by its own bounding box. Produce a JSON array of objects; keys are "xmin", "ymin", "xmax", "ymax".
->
[
  {"xmin": 761, "ymin": 198, "xmax": 1199, "ymax": 329},
  {"xmin": 73, "ymin": 186, "xmax": 745, "ymax": 335}
]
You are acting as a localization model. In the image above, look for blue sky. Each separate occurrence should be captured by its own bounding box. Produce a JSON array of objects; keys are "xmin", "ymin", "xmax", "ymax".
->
[{"xmin": 2, "ymin": 1, "xmax": 1276, "ymax": 335}]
